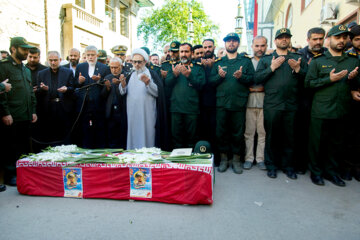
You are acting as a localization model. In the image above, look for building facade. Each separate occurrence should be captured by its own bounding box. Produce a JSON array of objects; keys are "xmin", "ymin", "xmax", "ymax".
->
[
  {"xmin": 0, "ymin": 0, "xmax": 153, "ymax": 62},
  {"xmin": 263, "ymin": 0, "xmax": 359, "ymax": 48}
]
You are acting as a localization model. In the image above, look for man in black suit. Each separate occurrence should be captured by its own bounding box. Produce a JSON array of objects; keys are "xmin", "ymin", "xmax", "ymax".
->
[
  {"xmin": 36, "ymin": 51, "xmax": 75, "ymax": 147},
  {"xmin": 63, "ymin": 48, "xmax": 81, "ymax": 76},
  {"xmin": 101, "ymin": 57, "xmax": 127, "ymax": 148},
  {"xmin": 74, "ymin": 45, "xmax": 111, "ymax": 148}
]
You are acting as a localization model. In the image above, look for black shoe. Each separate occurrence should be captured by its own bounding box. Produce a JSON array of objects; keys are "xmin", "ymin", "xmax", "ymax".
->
[
  {"xmin": 354, "ymin": 172, "xmax": 360, "ymax": 182},
  {"xmin": 0, "ymin": 184, "xmax": 6, "ymax": 192},
  {"xmin": 324, "ymin": 175, "xmax": 346, "ymax": 187},
  {"xmin": 5, "ymin": 176, "xmax": 16, "ymax": 186},
  {"xmin": 267, "ymin": 169, "xmax": 277, "ymax": 178},
  {"xmin": 340, "ymin": 171, "xmax": 352, "ymax": 181},
  {"xmin": 310, "ymin": 174, "xmax": 325, "ymax": 186},
  {"xmin": 284, "ymin": 170, "xmax": 297, "ymax": 180}
]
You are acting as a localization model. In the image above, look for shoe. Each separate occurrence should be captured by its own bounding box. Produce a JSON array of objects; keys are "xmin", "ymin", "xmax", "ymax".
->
[
  {"xmin": 243, "ymin": 161, "xmax": 253, "ymax": 170},
  {"xmin": 324, "ymin": 175, "xmax": 346, "ymax": 187},
  {"xmin": 284, "ymin": 170, "xmax": 297, "ymax": 180},
  {"xmin": 0, "ymin": 184, "xmax": 6, "ymax": 192},
  {"xmin": 232, "ymin": 155, "xmax": 243, "ymax": 174},
  {"xmin": 257, "ymin": 162, "xmax": 267, "ymax": 170},
  {"xmin": 5, "ymin": 176, "xmax": 16, "ymax": 186},
  {"xmin": 310, "ymin": 174, "xmax": 324, "ymax": 186},
  {"xmin": 340, "ymin": 171, "xmax": 352, "ymax": 181},
  {"xmin": 267, "ymin": 169, "xmax": 277, "ymax": 178},
  {"xmin": 218, "ymin": 153, "xmax": 229, "ymax": 172},
  {"xmin": 354, "ymin": 172, "xmax": 360, "ymax": 182}
]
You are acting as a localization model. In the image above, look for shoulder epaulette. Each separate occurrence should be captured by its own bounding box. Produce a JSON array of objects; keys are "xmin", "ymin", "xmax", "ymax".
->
[
  {"xmin": 162, "ymin": 60, "xmax": 169, "ymax": 64},
  {"xmin": 215, "ymin": 58, "xmax": 222, "ymax": 62},
  {"xmin": 0, "ymin": 58, "xmax": 8, "ymax": 63},
  {"xmin": 243, "ymin": 54, "xmax": 251, "ymax": 59},
  {"xmin": 348, "ymin": 52, "xmax": 358, "ymax": 57},
  {"xmin": 313, "ymin": 53, "xmax": 322, "ymax": 58},
  {"xmin": 195, "ymin": 61, "xmax": 202, "ymax": 65}
]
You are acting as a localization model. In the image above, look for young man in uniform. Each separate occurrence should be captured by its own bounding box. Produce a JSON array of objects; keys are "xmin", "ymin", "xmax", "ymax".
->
[
  {"xmin": 305, "ymin": 25, "xmax": 359, "ymax": 187},
  {"xmin": 210, "ymin": 33, "xmax": 255, "ymax": 174},
  {"xmin": 255, "ymin": 28, "xmax": 308, "ymax": 179}
]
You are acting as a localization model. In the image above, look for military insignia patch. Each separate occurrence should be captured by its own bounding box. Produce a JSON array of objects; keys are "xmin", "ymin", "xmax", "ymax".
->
[
  {"xmin": 200, "ymin": 146, "xmax": 206, "ymax": 153},
  {"xmin": 171, "ymin": 42, "xmax": 176, "ymax": 48},
  {"xmin": 339, "ymin": 25, "xmax": 347, "ymax": 31},
  {"xmin": 280, "ymin": 28, "xmax": 287, "ymax": 33}
]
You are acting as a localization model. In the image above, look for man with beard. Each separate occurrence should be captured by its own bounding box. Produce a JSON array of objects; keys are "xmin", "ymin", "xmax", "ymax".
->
[
  {"xmin": 243, "ymin": 36, "xmax": 267, "ymax": 170},
  {"xmin": 120, "ymin": 49, "xmax": 168, "ymax": 150},
  {"xmin": 345, "ymin": 25, "xmax": 360, "ymax": 181},
  {"xmin": 166, "ymin": 43, "xmax": 205, "ymax": 148},
  {"xmin": 150, "ymin": 54, "xmax": 160, "ymax": 66},
  {"xmin": 210, "ymin": 33, "xmax": 255, "ymax": 174},
  {"xmin": 0, "ymin": 37, "xmax": 37, "ymax": 186},
  {"xmin": 255, "ymin": 28, "xmax": 307, "ymax": 179},
  {"xmin": 26, "ymin": 48, "xmax": 47, "ymax": 89},
  {"xmin": 198, "ymin": 39, "xmax": 218, "ymax": 164},
  {"xmin": 74, "ymin": 45, "xmax": 110, "ymax": 148},
  {"xmin": 294, "ymin": 28, "xmax": 327, "ymax": 175},
  {"xmin": 193, "ymin": 45, "xmax": 204, "ymax": 60},
  {"xmin": 163, "ymin": 44, "xmax": 171, "ymax": 61},
  {"xmin": 306, "ymin": 25, "xmax": 359, "ymax": 187},
  {"xmin": 35, "ymin": 51, "xmax": 75, "ymax": 147},
  {"xmin": 102, "ymin": 57, "xmax": 127, "ymax": 148},
  {"xmin": 63, "ymin": 48, "xmax": 81, "ymax": 76}
]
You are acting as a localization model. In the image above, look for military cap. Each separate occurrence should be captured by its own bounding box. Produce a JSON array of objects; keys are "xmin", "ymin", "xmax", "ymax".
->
[
  {"xmin": 97, "ymin": 49, "xmax": 107, "ymax": 60},
  {"xmin": 193, "ymin": 140, "xmax": 212, "ymax": 154},
  {"xmin": 327, "ymin": 25, "xmax": 350, "ymax": 37},
  {"xmin": 141, "ymin": 46, "xmax": 150, "ymax": 55},
  {"xmin": 10, "ymin": 37, "xmax": 34, "ymax": 48},
  {"xmin": 111, "ymin": 45, "xmax": 128, "ymax": 55},
  {"xmin": 170, "ymin": 41, "xmax": 180, "ymax": 51},
  {"xmin": 223, "ymin": 32, "xmax": 240, "ymax": 42},
  {"xmin": 348, "ymin": 21, "xmax": 357, "ymax": 29},
  {"xmin": 275, "ymin": 28, "xmax": 292, "ymax": 39}
]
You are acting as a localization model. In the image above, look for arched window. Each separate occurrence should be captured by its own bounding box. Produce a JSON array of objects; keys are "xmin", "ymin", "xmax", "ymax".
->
[{"xmin": 285, "ymin": 4, "xmax": 293, "ymax": 28}]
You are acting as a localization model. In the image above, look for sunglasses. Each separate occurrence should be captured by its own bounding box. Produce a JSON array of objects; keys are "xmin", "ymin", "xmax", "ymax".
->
[{"xmin": 133, "ymin": 60, "xmax": 144, "ymax": 64}]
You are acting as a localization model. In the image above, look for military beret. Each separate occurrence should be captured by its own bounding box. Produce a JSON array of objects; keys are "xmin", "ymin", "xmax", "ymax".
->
[
  {"xmin": 97, "ymin": 49, "xmax": 107, "ymax": 60},
  {"xmin": 223, "ymin": 32, "xmax": 240, "ymax": 42},
  {"xmin": 327, "ymin": 25, "xmax": 350, "ymax": 37},
  {"xmin": 170, "ymin": 41, "xmax": 180, "ymax": 51},
  {"xmin": 10, "ymin": 37, "xmax": 35, "ymax": 49},
  {"xmin": 111, "ymin": 45, "xmax": 128, "ymax": 55},
  {"xmin": 275, "ymin": 28, "xmax": 292, "ymax": 39}
]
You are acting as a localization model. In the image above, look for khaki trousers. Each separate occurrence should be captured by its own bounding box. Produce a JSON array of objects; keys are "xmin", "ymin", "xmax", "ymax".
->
[{"xmin": 244, "ymin": 108, "xmax": 265, "ymax": 162}]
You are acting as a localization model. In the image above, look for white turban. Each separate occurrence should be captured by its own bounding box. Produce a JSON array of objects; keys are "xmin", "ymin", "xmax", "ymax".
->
[{"xmin": 131, "ymin": 48, "xmax": 149, "ymax": 62}]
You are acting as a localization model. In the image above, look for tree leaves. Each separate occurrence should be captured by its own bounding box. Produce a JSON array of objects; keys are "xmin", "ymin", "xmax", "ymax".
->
[{"xmin": 137, "ymin": 0, "xmax": 219, "ymax": 51}]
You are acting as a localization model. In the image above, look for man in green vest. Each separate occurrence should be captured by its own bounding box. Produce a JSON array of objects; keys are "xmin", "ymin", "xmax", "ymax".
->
[
  {"xmin": 0, "ymin": 37, "xmax": 37, "ymax": 186},
  {"xmin": 210, "ymin": 33, "xmax": 255, "ymax": 174},
  {"xmin": 305, "ymin": 25, "xmax": 359, "ymax": 187},
  {"xmin": 255, "ymin": 28, "xmax": 308, "ymax": 179}
]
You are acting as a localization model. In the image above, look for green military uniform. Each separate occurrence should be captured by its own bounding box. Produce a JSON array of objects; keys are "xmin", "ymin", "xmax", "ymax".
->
[
  {"xmin": 161, "ymin": 59, "xmax": 179, "ymax": 103},
  {"xmin": 0, "ymin": 55, "xmax": 37, "ymax": 181},
  {"xmin": 305, "ymin": 50, "xmax": 360, "ymax": 177},
  {"xmin": 210, "ymin": 53, "xmax": 255, "ymax": 156},
  {"xmin": 165, "ymin": 61, "xmax": 205, "ymax": 148},
  {"xmin": 255, "ymin": 50, "xmax": 308, "ymax": 172}
]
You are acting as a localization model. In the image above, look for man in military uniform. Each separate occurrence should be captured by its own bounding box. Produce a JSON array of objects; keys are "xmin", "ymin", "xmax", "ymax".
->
[
  {"xmin": 255, "ymin": 28, "xmax": 308, "ymax": 179},
  {"xmin": 0, "ymin": 37, "xmax": 37, "ymax": 186},
  {"xmin": 111, "ymin": 45, "xmax": 128, "ymax": 62},
  {"xmin": 305, "ymin": 25, "xmax": 360, "ymax": 187},
  {"xmin": 165, "ymin": 43, "xmax": 205, "ymax": 148},
  {"xmin": 210, "ymin": 33, "xmax": 255, "ymax": 174},
  {"xmin": 294, "ymin": 28, "xmax": 327, "ymax": 174}
]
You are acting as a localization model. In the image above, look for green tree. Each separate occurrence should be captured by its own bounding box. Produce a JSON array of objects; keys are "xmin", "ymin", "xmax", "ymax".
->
[{"xmin": 137, "ymin": 0, "xmax": 219, "ymax": 51}]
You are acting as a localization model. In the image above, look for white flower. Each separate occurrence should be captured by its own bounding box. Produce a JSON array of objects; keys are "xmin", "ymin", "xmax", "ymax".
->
[
  {"xmin": 134, "ymin": 147, "xmax": 161, "ymax": 154},
  {"xmin": 51, "ymin": 145, "xmax": 78, "ymax": 153},
  {"xmin": 30, "ymin": 152, "xmax": 69, "ymax": 162}
]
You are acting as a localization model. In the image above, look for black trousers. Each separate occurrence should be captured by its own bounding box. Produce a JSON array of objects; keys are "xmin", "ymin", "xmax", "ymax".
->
[
  {"xmin": 0, "ymin": 121, "xmax": 31, "ymax": 178},
  {"xmin": 81, "ymin": 111, "xmax": 106, "ymax": 149},
  {"xmin": 264, "ymin": 109, "xmax": 295, "ymax": 171}
]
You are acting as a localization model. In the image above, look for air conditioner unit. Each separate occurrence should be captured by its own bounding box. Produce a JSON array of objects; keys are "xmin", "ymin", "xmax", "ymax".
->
[
  {"xmin": 346, "ymin": 0, "xmax": 360, "ymax": 4},
  {"xmin": 320, "ymin": 3, "xmax": 337, "ymax": 23}
]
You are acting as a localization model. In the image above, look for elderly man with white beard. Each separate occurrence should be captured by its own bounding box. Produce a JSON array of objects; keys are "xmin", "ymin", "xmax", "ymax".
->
[{"xmin": 119, "ymin": 48, "xmax": 169, "ymax": 150}]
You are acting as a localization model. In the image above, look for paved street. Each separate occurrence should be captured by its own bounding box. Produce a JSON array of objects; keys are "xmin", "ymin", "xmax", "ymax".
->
[{"xmin": 1, "ymin": 167, "xmax": 360, "ymax": 240}]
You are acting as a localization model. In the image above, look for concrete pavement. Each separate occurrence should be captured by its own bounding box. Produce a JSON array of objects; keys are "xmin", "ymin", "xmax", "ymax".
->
[{"xmin": 1, "ymin": 167, "xmax": 360, "ymax": 240}]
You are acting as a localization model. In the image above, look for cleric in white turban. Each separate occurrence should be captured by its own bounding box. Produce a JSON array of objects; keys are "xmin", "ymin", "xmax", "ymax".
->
[{"xmin": 119, "ymin": 48, "xmax": 169, "ymax": 150}]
